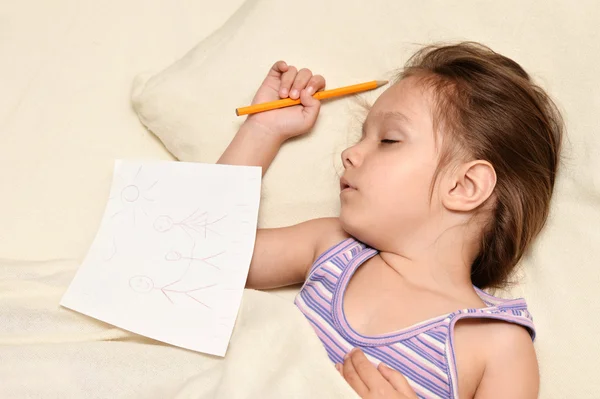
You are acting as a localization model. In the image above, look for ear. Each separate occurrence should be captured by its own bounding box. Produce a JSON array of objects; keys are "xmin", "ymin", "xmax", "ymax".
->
[{"xmin": 442, "ymin": 160, "xmax": 497, "ymax": 212}]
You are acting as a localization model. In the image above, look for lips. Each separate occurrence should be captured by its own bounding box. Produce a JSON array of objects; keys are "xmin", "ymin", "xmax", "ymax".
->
[{"xmin": 340, "ymin": 176, "xmax": 356, "ymax": 192}]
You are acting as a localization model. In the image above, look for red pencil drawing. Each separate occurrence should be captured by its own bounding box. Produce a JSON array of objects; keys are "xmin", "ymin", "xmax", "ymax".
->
[
  {"xmin": 153, "ymin": 209, "xmax": 227, "ymax": 239},
  {"xmin": 165, "ymin": 244, "xmax": 225, "ymax": 270},
  {"xmin": 111, "ymin": 166, "xmax": 158, "ymax": 225},
  {"xmin": 128, "ymin": 275, "xmax": 216, "ymax": 308}
]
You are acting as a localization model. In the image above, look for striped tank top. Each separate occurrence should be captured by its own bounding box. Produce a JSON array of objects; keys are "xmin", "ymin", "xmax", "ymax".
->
[{"xmin": 294, "ymin": 237, "xmax": 535, "ymax": 399}]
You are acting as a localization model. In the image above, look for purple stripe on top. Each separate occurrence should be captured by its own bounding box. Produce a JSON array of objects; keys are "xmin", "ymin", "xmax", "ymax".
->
[
  {"xmin": 311, "ymin": 237, "xmax": 357, "ymax": 267},
  {"xmin": 294, "ymin": 237, "xmax": 536, "ymax": 399}
]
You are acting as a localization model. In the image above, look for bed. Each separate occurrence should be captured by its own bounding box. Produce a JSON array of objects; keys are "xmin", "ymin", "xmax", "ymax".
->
[{"xmin": 1, "ymin": 0, "xmax": 599, "ymax": 397}]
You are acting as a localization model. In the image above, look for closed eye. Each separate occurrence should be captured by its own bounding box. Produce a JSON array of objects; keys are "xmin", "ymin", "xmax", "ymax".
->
[{"xmin": 380, "ymin": 139, "xmax": 399, "ymax": 144}]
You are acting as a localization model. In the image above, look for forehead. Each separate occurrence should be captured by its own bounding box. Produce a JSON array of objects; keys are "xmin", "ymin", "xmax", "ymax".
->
[{"xmin": 368, "ymin": 77, "xmax": 434, "ymax": 125}]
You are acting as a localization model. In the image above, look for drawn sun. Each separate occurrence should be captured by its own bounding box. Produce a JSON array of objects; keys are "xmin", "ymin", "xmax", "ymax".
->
[{"xmin": 110, "ymin": 166, "xmax": 158, "ymax": 225}]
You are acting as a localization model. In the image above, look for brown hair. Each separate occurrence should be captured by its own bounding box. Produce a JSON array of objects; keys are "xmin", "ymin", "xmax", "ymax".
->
[{"xmin": 397, "ymin": 42, "xmax": 564, "ymax": 289}]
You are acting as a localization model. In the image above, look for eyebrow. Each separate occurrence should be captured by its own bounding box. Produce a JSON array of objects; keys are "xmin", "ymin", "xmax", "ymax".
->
[
  {"xmin": 381, "ymin": 111, "xmax": 411, "ymax": 123},
  {"xmin": 361, "ymin": 111, "xmax": 411, "ymax": 137}
]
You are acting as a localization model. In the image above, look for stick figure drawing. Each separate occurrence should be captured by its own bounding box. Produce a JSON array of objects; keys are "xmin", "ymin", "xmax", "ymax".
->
[
  {"xmin": 153, "ymin": 209, "xmax": 227, "ymax": 239},
  {"xmin": 165, "ymin": 249, "xmax": 225, "ymax": 270},
  {"xmin": 111, "ymin": 166, "xmax": 158, "ymax": 225},
  {"xmin": 128, "ymin": 275, "xmax": 216, "ymax": 308},
  {"xmin": 129, "ymin": 241, "xmax": 227, "ymax": 307}
]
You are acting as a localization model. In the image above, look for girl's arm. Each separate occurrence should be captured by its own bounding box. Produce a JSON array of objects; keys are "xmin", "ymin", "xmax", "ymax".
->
[
  {"xmin": 474, "ymin": 324, "xmax": 539, "ymax": 399},
  {"xmin": 245, "ymin": 217, "xmax": 348, "ymax": 289},
  {"xmin": 217, "ymin": 120, "xmax": 284, "ymax": 176},
  {"xmin": 218, "ymin": 60, "xmax": 325, "ymax": 175},
  {"xmin": 218, "ymin": 61, "xmax": 348, "ymax": 289}
]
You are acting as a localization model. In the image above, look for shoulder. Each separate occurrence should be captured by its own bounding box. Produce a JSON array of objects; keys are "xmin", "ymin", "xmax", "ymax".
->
[
  {"xmin": 479, "ymin": 320, "xmax": 538, "ymax": 398},
  {"xmin": 455, "ymin": 319, "xmax": 539, "ymax": 399},
  {"xmin": 476, "ymin": 319, "xmax": 537, "ymax": 367}
]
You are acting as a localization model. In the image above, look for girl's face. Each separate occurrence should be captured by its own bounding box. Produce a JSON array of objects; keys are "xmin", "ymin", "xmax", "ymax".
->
[{"xmin": 339, "ymin": 77, "xmax": 442, "ymax": 250}]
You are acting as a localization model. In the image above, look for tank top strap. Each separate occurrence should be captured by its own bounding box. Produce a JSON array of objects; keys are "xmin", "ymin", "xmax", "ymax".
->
[
  {"xmin": 306, "ymin": 237, "xmax": 365, "ymax": 279},
  {"xmin": 445, "ymin": 296, "xmax": 536, "ymax": 398}
]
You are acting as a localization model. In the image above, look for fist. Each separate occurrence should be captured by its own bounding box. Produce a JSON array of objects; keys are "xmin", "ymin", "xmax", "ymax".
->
[{"xmin": 244, "ymin": 60, "xmax": 326, "ymax": 140}]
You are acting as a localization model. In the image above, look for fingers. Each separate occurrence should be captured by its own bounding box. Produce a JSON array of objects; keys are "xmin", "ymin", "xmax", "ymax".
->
[
  {"xmin": 378, "ymin": 363, "xmax": 417, "ymax": 398},
  {"xmin": 300, "ymin": 88, "xmax": 321, "ymax": 126},
  {"xmin": 306, "ymin": 74, "xmax": 326, "ymax": 96},
  {"xmin": 348, "ymin": 349, "xmax": 388, "ymax": 390},
  {"xmin": 342, "ymin": 351, "xmax": 369, "ymax": 397},
  {"xmin": 289, "ymin": 68, "xmax": 312, "ymax": 99},
  {"xmin": 275, "ymin": 64, "xmax": 326, "ymax": 100},
  {"xmin": 279, "ymin": 65, "xmax": 297, "ymax": 98},
  {"xmin": 268, "ymin": 60, "xmax": 289, "ymax": 77}
]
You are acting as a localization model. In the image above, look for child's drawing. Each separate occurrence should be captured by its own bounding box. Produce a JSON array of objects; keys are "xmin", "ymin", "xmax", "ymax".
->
[
  {"xmin": 154, "ymin": 209, "xmax": 227, "ymax": 239},
  {"xmin": 60, "ymin": 160, "xmax": 262, "ymax": 356},
  {"xmin": 165, "ymin": 248, "xmax": 225, "ymax": 270},
  {"xmin": 111, "ymin": 166, "xmax": 158, "ymax": 225},
  {"xmin": 129, "ymin": 275, "xmax": 216, "ymax": 308}
]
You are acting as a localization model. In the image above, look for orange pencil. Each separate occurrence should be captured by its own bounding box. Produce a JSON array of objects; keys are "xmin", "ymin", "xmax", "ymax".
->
[{"xmin": 235, "ymin": 80, "xmax": 388, "ymax": 116}]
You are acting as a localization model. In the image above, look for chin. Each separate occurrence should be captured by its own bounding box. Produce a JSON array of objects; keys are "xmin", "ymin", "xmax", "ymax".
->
[
  {"xmin": 339, "ymin": 206, "xmax": 388, "ymax": 249},
  {"xmin": 339, "ymin": 208, "xmax": 365, "ymax": 242}
]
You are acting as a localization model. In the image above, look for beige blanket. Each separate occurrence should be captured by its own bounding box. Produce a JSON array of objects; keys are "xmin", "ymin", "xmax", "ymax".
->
[
  {"xmin": 2, "ymin": 0, "xmax": 599, "ymax": 397},
  {"xmin": 0, "ymin": 258, "xmax": 358, "ymax": 398}
]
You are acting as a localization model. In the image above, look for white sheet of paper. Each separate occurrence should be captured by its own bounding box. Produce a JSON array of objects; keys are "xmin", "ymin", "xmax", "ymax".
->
[{"xmin": 60, "ymin": 160, "xmax": 261, "ymax": 356}]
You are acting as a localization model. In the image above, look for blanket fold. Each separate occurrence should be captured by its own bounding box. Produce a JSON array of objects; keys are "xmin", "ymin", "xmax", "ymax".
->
[{"xmin": 0, "ymin": 259, "xmax": 358, "ymax": 398}]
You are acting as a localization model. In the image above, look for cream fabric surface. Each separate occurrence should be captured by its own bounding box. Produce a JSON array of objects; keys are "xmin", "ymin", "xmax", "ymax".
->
[
  {"xmin": 1, "ymin": 0, "xmax": 340, "ymax": 397},
  {"xmin": 131, "ymin": 1, "xmax": 600, "ymax": 398},
  {"xmin": 1, "ymin": 0, "xmax": 599, "ymax": 397},
  {"xmin": 0, "ymin": 0, "xmax": 244, "ymax": 260},
  {"xmin": 0, "ymin": 258, "xmax": 358, "ymax": 399}
]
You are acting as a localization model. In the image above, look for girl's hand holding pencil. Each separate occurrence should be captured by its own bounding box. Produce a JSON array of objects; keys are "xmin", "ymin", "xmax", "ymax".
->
[
  {"xmin": 242, "ymin": 60, "xmax": 327, "ymax": 141},
  {"xmin": 240, "ymin": 60, "xmax": 387, "ymax": 141}
]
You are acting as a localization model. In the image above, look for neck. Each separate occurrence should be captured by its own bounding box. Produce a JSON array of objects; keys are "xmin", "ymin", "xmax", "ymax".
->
[{"xmin": 378, "ymin": 219, "xmax": 479, "ymax": 294}]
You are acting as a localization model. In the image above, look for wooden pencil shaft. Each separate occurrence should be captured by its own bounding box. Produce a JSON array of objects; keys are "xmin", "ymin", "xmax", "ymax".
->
[{"xmin": 235, "ymin": 80, "xmax": 387, "ymax": 116}]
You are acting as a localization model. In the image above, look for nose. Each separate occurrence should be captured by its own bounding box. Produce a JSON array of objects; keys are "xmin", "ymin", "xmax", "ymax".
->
[{"xmin": 341, "ymin": 143, "xmax": 362, "ymax": 169}]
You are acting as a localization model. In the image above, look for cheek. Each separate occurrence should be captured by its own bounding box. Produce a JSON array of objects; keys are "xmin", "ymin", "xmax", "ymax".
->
[{"xmin": 371, "ymin": 155, "xmax": 437, "ymax": 204}]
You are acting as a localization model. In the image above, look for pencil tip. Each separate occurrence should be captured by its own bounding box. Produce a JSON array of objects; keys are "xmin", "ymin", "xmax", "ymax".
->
[
  {"xmin": 235, "ymin": 109, "xmax": 239, "ymax": 116},
  {"xmin": 376, "ymin": 80, "xmax": 389, "ymax": 87}
]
